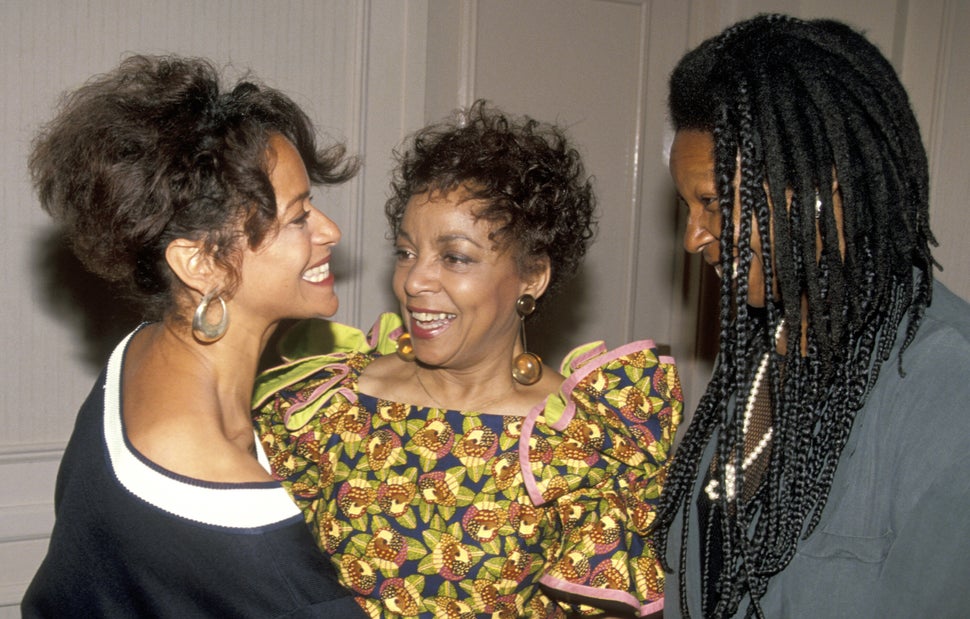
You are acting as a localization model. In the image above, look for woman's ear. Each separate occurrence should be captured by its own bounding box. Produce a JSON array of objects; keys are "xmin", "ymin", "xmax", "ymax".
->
[
  {"xmin": 165, "ymin": 238, "xmax": 220, "ymax": 296},
  {"xmin": 522, "ymin": 256, "xmax": 552, "ymax": 300}
]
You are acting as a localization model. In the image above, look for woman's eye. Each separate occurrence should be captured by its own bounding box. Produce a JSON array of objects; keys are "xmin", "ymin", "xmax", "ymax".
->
[
  {"xmin": 443, "ymin": 253, "xmax": 470, "ymax": 265},
  {"xmin": 394, "ymin": 247, "xmax": 415, "ymax": 261},
  {"xmin": 701, "ymin": 196, "xmax": 718, "ymax": 211},
  {"xmin": 291, "ymin": 210, "xmax": 311, "ymax": 226}
]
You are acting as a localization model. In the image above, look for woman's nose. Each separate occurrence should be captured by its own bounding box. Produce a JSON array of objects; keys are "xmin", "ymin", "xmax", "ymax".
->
[
  {"xmin": 402, "ymin": 256, "xmax": 438, "ymax": 296},
  {"xmin": 311, "ymin": 209, "xmax": 341, "ymax": 246},
  {"xmin": 683, "ymin": 209, "xmax": 716, "ymax": 255}
]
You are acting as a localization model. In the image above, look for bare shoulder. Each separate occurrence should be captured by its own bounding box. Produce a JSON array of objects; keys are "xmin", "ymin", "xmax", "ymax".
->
[
  {"xmin": 358, "ymin": 354, "xmax": 421, "ymax": 402},
  {"xmin": 121, "ymin": 331, "xmax": 271, "ymax": 483}
]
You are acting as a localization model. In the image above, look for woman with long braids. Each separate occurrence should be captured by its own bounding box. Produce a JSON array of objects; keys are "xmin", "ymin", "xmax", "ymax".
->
[{"xmin": 658, "ymin": 14, "xmax": 970, "ymax": 618}]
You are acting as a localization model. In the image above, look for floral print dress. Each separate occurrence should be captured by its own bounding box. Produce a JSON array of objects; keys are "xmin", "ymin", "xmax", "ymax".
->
[{"xmin": 253, "ymin": 315, "xmax": 682, "ymax": 618}]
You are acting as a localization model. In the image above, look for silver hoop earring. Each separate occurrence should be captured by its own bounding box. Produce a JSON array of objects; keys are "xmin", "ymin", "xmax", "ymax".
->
[{"xmin": 192, "ymin": 291, "xmax": 229, "ymax": 343}]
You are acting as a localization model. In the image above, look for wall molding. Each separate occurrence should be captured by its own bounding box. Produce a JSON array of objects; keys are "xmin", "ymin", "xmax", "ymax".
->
[{"xmin": 0, "ymin": 443, "xmax": 62, "ymax": 611}]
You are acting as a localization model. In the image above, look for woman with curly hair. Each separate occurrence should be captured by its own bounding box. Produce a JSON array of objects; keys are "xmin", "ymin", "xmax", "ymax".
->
[
  {"xmin": 253, "ymin": 101, "xmax": 682, "ymax": 617},
  {"xmin": 658, "ymin": 14, "xmax": 970, "ymax": 618},
  {"xmin": 23, "ymin": 55, "xmax": 364, "ymax": 617}
]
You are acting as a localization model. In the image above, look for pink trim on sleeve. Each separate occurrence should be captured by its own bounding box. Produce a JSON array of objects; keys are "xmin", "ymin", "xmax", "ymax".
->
[
  {"xmin": 281, "ymin": 363, "xmax": 353, "ymax": 426},
  {"xmin": 519, "ymin": 340, "xmax": 664, "ymax": 505},
  {"xmin": 519, "ymin": 401, "xmax": 545, "ymax": 505},
  {"xmin": 538, "ymin": 574, "xmax": 664, "ymax": 617}
]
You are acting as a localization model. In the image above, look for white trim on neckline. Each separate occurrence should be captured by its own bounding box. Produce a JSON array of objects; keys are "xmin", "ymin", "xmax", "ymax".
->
[{"xmin": 102, "ymin": 328, "xmax": 301, "ymax": 529}]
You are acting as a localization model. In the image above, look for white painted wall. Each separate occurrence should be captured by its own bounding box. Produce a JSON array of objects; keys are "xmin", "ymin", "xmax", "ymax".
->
[{"xmin": 1, "ymin": 0, "xmax": 966, "ymax": 612}]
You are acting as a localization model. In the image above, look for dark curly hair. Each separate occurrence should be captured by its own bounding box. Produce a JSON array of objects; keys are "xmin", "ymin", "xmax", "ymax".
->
[
  {"xmin": 655, "ymin": 14, "xmax": 937, "ymax": 617},
  {"xmin": 30, "ymin": 54, "xmax": 358, "ymax": 319},
  {"xmin": 384, "ymin": 100, "xmax": 596, "ymax": 301}
]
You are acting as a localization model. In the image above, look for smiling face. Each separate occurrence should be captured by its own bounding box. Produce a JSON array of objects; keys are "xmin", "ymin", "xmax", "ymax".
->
[
  {"xmin": 669, "ymin": 129, "xmax": 770, "ymax": 308},
  {"xmin": 392, "ymin": 188, "xmax": 546, "ymax": 372},
  {"xmin": 230, "ymin": 133, "xmax": 342, "ymax": 329}
]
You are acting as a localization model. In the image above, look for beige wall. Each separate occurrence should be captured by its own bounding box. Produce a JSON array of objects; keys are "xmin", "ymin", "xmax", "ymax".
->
[{"xmin": 1, "ymin": 0, "xmax": 966, "ymax": 611}]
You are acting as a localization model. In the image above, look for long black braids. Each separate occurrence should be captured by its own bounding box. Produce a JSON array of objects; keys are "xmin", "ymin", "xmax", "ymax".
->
[{"xmin": 654, "ymin": 14, "xmax": 937, "ymax": 617}]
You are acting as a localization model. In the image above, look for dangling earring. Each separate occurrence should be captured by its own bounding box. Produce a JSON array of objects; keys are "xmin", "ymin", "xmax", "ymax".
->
[
  {"xmin": 192, "ymin": 290, "xmax": 229, "ymax": 343},
  {"xmin": 396, "ymin": 331, "xmax": 416, "ymax": 362},
  {"xmin": 512, "ymin": 294, "xmax": 542, "ymax": 385}
]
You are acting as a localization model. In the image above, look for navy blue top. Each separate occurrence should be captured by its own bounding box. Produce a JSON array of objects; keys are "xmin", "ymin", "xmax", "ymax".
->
[{"xmin": 23, "ymin": 329, "xmax": 363, "ymax": 618}]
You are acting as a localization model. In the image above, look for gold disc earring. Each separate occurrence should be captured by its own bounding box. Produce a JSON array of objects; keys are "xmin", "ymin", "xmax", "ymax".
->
[
  {"xmin": 512, "ymin": 294, "xmax": 542, "ymax": 385},
  {"xmin": 396, "ymin": 331, "xmax": 416, "ymax": 362}
]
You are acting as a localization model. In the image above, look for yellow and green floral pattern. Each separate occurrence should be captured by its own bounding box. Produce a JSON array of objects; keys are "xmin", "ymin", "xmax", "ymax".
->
[{"xmin": 253, "ymin": 315, "xmax": 682, "ymax": 618}]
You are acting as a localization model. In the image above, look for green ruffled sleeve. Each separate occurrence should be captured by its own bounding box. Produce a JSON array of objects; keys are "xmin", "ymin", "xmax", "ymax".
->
[{"xmin": 253, "ymin": 313, "xmax": 404, "ymax": 410}]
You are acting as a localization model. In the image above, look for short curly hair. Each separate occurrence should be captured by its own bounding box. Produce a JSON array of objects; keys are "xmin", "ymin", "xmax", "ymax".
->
[
  {"xmin": 30, "ymin": 54, "xmax": 358, "ymax": 319},
  {"xmin": 385, "ymin": 100, "xmax": 596, "ymax": 301}
]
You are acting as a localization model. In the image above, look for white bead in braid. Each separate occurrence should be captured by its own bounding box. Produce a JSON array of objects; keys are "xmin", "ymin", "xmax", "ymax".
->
[{"xmin": 705, "ymin": 320, "xmax": 785, "ymax": 502}]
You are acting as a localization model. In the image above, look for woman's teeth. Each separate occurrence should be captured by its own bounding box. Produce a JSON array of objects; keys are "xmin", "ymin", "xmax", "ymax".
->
[
  {"xmin": 411, "ymin": 311, "xmax": 456, "ymax": 327},
  {"xmin": 302, "ymin": 263, "xmax": 330, "ymax": 283}
]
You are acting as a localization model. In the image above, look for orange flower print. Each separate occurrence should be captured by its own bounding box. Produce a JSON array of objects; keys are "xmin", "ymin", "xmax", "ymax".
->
[
  {"xmin": 490, "ymin": 452, "xmax": 520, "ymax": 491},
  {"xmin": 340, "ymin": 553, "xmax": 378, "ymax": 595},
  {"xmin": 377, "ymin": 477, "xmax": 417, "ymax": 518},
  {"xmin": 471, "ymin": 580, "xmax": 519, "ymax": 618},
  {"xmin": 498, "ymin": 543, "xmax": 535, "ymax": 582},
  {"xmin": 366, "ymin": 428, "xmax": 402, "ymax": 471},
  {"xmin": 634, "ymin": 555, "xmax": 665, "ymax": 602},
  {"xmin": 411, "ymin": 418, "xmax": 455, "ymax": 459},
  {"xmin": 618, "ymin": 348, "xmax": 657, "ymax": 370},
  {"xmin": 461, "ymin": 504, "xmax": 508, "ymax": 543},
  {"xmin": 378, "ymin": 577, "xmax": 422, "ymax": 615},
  {"xmin": 418, "ymin": 471, "xmax": 458, "ymax": 507},
  {"xmin": 590, "ymin": 560, "xmax": 628, "ymax": 591},
  {"xmin": 270, "ymin": 448, "xmax": 298, "ymax": 480},
  {"xmin": 366, "ymin": 527, "xmax": 409, "ymax": 571},
  {"xmin": 553, "ymin": 437, "xmax": 598, "ymax": 467},
  {"xmin": 502, "ymin": 415, "xmax": 523, "ymax": 438},
  {"xmin": 293, "ymin": 430, "xmax": 322, "ymax": 462},
  {"xmin": 508, "ymin": 501, "xmax": 544, "ymax": 541},
  {"xmin": 654, "ymin": 362, "xmax": 682, "ymax": 402},
  {"xmin": 317, "ymin": 510, "xmax": 346, "ymax": 554},
  {"xmin": 377, "ymin": 400, "xmax": 409, "ymax": 423},
  {"xmin": 564, "ymin": 418, "xmax": 605, "ymax": 451},
  {"xmin": 432, "ymin": 533, "xmax": 476, "ymax": 581},
  {"xmin": 579, "ymin": 514, "xmax": 622, "ymax": 554},
  {"xmin": 610, "ymin": 433, "xmax": 646, "ymax": 466},
  {"xmin": 539, "ymin": 475, "xmax": 571, "ymax": 503},
  {"xmin": 431, "ymin": 597, "xmax": 476, "ymax": 619},
  {"xmin": 453, "ymin": 425, "xmax": 498, "ymax": 465},
  {"xmin": 553, "ymin": 550, "xmax": 591, "ymax": 583},
  {"xmin": 527, "ymin": 434, "xmax": 554, "ymax": 464},
  {"xmin": 336, "ymin": 403, "xmax": 371, "ymax": 439},
  {"xmin": 337, "ymin": 479, "xmax": 377, "ymax": 520}
]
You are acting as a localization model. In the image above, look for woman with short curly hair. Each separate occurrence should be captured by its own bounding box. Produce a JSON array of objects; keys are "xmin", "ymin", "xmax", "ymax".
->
[
  {"xmin": 23, "ymin": 55, "xmax": 364, "ymax": 617},
  {"xmin": 254, "ymin": 101, "xmax": 682, "ymax": 617}
]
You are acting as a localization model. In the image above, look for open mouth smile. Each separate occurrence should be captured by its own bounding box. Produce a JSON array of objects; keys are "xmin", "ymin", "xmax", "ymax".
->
[
  {"xmin": 409, "ymin": 310, "xmax": 457, "ymax": 338},
  {"xmin": 302, "ymin": 260, "xmax": 331, "ymax": 283}
]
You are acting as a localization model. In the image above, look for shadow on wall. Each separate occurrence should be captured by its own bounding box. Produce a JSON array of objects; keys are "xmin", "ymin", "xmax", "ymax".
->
[
  {"xmin": 34, "ymin": 226, "xmax": 142, "ymax": 371},
  {"xmin": 530, "ymin": 270, "xmax": 591, "ymax": 365}
]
